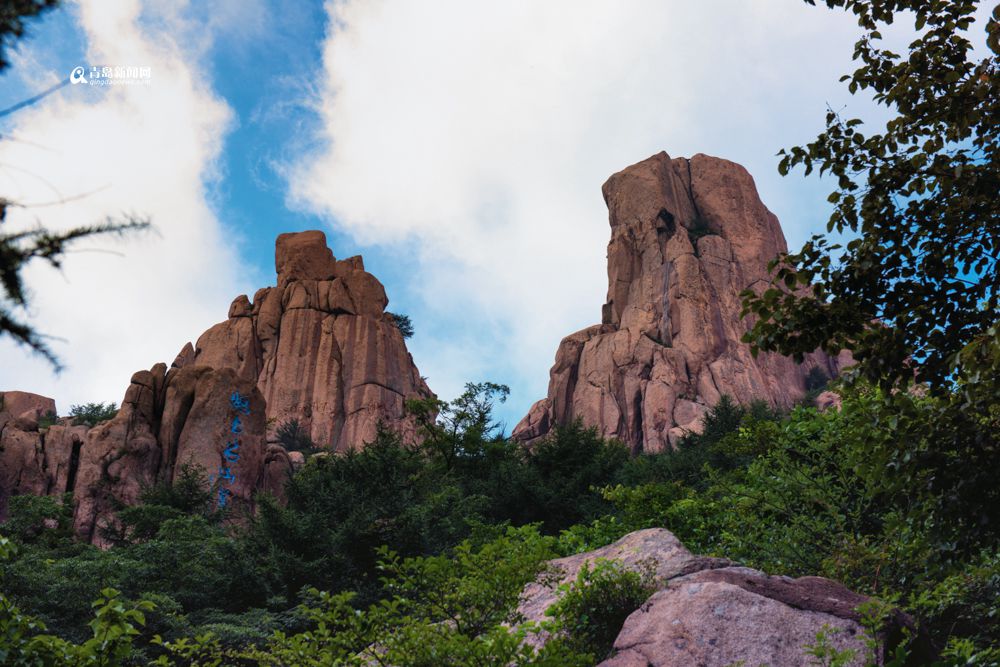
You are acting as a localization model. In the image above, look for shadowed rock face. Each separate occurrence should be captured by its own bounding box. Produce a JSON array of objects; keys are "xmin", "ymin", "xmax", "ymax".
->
[
  {"xmin": 513, "ymin": 152, "xmax": 851, "ymax": 453},
  {"xmin": 184, "ymin": 230, "xmax": 433, "ymax": 451}
]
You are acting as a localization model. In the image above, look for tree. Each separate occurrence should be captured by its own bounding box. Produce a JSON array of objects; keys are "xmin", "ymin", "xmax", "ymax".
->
[
  {"xmin": 386, "ymin": 311, "xmax": 414, "ymax": 339},
  {"xmin": 406, "ymin": 382, "xmax": 509, "ymax": 469},
  {"xmin": 0, "ymin": 0, "xmax": 149, "ymax": 369},
  {"xmin": 69, "ymin": 401, "xmax": 118, "ymax": 427},
  {"xmin": 0, "ymin": 1, "xmax": 59, "ymax": 71},
  {"xmin": 740, "ymin": 0, "xmax": 1000, "ymax": 567},
  {"xmin": 742, "ymin": 0, "xmax": 1000, "ymax": 391}
]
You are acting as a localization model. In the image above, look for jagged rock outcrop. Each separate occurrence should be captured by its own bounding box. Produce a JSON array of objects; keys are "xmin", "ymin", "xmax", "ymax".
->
[
  {"xmin": 519, "ymin": 529, "xmax": 919, "ymax": 666},
  {"xmin": 1, "ymin": 231, "xmax": 431, "ymax": 542},
  {"xmin": 514, "ymin": 152, "xmax": 851, "ymax": 453},
  {"xmin": 0, "ymin": 391, "xmax": 86, "ymax": 520},
  {"xmin": 181, "ymin": 230, "xmax": 432, "ymax": 450},
  {"xmin": 71, "ymin": 365, "xmax": 278, "ymax": 543}
]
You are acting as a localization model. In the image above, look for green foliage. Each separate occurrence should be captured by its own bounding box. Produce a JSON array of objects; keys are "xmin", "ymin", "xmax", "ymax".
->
[
  {"xmin": 2, "ymin": 494, "xmax": 73, "ymax": 547},
  {"xmin": 109, "ymin": 463, "xmax": 214, "ymax": 545},
  {"xmin": 803, "ymin": 625, "xmax": 858, "ymax": 667},
  {"xmin": 407, "ymin": 381, "xmax": 511, "ymax": 468},
  {"xmin": 3, "ymin": 381, "xmax": 997, "ymax": 662},
  {"xmin": 69, "ymin": 403, "xmax": 118, "ymax": 427},
  {"xmin": 744, "ymin": 0, "xmax": 1000, "ymax": 391},
  {"xmin": 1, "ymin": 535, "xmax": 153, "ymax": 666},
  {"xmin": 805, "ymin": 366, "xmax": 830, "ymax": 392},
  {"xmin": 152, "ymin": 526, "xmax": 589, "ymax": 667},
  {"xmin": 519, "ymin": 422, "xmax": 630, "ymax": 531},
  {"xmin": 909, "ymin": 551, "xmax": 1000, "ymax": 650},
  {"xmin": 0, "ymin": 1, "xmax": 59, "ymax": 71},
  {"xmin": 386, "ymin": 311, "xmax": 414, "ymax": 339},
  {"xmin": 36, "ymin": 410, "xmax": 57, "ymax": 429},
  {"xmin": 546, "ymin": 558, "xmax": 657, "ymax": 661},
  {"xmin": 274, "ymin": 418, "xmax": 316, "ymax": 453}
]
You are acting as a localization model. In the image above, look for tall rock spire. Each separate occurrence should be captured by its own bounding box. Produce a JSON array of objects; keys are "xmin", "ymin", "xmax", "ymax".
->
[
  {"xmin": 184, "ymin": 230, "xmax": 433, "ymax": 450},
  {"xmin": 513, "ymin": 152, "xmax": 850, "ymax": 453}
]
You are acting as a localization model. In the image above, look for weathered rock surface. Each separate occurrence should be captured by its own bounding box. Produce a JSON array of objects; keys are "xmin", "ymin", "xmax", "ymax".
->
[
  {"xmin": 1, "ymin": 391, "xmax": 56, "ymax": 423},
  {"xmin": 1, "ymin": 231, "xmax": 431, "ymax": 541},
  {"xmin": 0, "ymin": 392, "xmax": 63, "ymax": 520},
  {"xmin": 520, "ymin": 528, "xmax": 915, "ymax": 667},
  {"xmin": 514, "ymin": 153, "xmax": 852, "ymax": 453},
  {"xmin": 185, "ymin": 230, "xmax": 432, "ymax": 450},
  {"xmin": 71, "ymin": 365, "xmax": 274, "ymax": 544}
]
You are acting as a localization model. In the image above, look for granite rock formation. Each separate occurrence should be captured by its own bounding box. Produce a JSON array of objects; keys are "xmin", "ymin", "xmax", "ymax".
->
[
  {"xmin": 182, "ymin": 230, "xmax": 432, "ymax": 451},
  {"xmin": 0, "ymin": 231, "xmax": 432, "ymax": 542},
  {"xmin": 514, "ymin": 152, "xmax": 851, "ymax": 453},
  {"xmin": 0, "ymin": 392, "xmax": 86, "ymax": 516},
  {"xmin": 519, "ymin": 528, "xmax": 919, "ymax": 666}
]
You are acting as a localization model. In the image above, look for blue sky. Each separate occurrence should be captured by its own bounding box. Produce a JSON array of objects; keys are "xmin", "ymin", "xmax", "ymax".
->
[{"xmin": 0, "ymin": 1, "xmax": 991, "ymax": 432}]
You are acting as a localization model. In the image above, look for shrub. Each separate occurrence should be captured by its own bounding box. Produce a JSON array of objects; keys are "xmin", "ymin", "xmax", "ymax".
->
[
  {"xmin": 275, "ymin": 418, "xmax": 316, "ymax": 453},
  {"xmin": 386, "ymin": 311, "xmax": 414, "ymax": 339},
  {"xmin": 36, "ymin": 410, "xmax": 57, "ymax": 429},
  {"xmin": 69, "ymin": 402, "xmax": 118, "ymax": 427},
  {"xmin": 546, "ymin": 558, "xmax": 657, "ymax": 661}
]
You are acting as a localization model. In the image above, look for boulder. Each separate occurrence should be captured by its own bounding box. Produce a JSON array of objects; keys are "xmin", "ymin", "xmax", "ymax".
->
[
  {"xmin": 0, "ymin": 391, "xmax": 56, "ymax": 423},
  {"xmin": 514, "ymin": 153, "xmax": 851, "ymax": 453},
  {"xmin": 519, "ymin": 528, "xmax": 917, "ymax": 667}
]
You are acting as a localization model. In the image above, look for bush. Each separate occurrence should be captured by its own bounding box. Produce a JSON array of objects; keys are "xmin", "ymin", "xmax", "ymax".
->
[
  {"xmin": 386, "ymin": 311, "xmax": 414, "ymax": 339},
  {"xmin": 36, "ymin": 410, "xmax": 57, "ymax": 429},
  {"xmin": 546, "ymin": 558, "xmax": 657, "ymax": 661},
  {"xmin": 275, "ymin": 418, "xmax": 316, "ymax": 453},
  {"xmin": 69, "ymin": 402, "xmax": 118, "ymax": 427}
]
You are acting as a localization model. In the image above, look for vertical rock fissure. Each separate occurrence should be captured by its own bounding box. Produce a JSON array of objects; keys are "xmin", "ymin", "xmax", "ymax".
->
[
  {"xmin": 684, "ymin": 157, "xmax": 706, "ymax": 226},
  {"xmin": 65, "ymin": 439, "xmax": 82, "ymax": 496}
]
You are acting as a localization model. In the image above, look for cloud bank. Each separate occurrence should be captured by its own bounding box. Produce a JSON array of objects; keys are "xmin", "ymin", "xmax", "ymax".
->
[
  {"xmin": 0, "ymin": 0, "xmax": 242, "ymax": 409},
  {"xmin": 288, "ymin": 0, "xmax": 866, "ymax": 418}
]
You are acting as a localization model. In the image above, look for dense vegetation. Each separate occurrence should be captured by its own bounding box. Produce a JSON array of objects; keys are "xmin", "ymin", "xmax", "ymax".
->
[{"xmin": 2, "ymin": 378, "xmax": 998, "ymax": 664}]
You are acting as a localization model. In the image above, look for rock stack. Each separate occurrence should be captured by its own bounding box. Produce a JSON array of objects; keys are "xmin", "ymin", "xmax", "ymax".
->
[{"xmin": 514, "ymin": 152, "xmax": 851, "ymax": 453}]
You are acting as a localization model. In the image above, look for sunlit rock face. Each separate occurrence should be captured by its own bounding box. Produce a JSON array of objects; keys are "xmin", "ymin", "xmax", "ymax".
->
[
  {"xmin": 185, "ymin": 230, "xmax": 433, "ymax": 452},
  {"xmin": 1, "ymin": 231, "xmax": 433, "ymax": 544},
  {"xmin": 514, "ymin": 152, "xmax": 851, "ymax": 453}
]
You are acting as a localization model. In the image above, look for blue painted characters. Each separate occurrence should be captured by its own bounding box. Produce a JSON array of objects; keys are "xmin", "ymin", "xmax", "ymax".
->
[{"xmin": 214, "ymin": 391, "xmax": 250, "ymax": 508}]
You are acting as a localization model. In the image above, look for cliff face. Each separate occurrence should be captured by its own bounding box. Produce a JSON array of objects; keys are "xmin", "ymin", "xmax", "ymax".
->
[
  {"xmin": 0, "ymin": 231, "xmax": 433, "ymax": 543},
  {"xmin": 513, "ymin": 152, "xmax": 850, "ymax": 453}
]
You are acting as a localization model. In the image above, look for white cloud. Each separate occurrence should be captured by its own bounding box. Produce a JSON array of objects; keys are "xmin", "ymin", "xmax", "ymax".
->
[
  {"xmin": 0, "ymin": 0, "xmax": 243, "ymax": 410},
  {"xmin": 287, "ymin": 0, "xmax": 869, "ymax": 416}
]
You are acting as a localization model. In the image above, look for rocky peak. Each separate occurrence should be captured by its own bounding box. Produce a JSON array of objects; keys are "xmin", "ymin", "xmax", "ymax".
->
[
  {"xmin": 0, "ymin": 231, "xmax": 432, "ymax": 542},
  {"xmin": 275, "ymin": 230, "xmax": 338, "ymax": 285},
  {"xmin": 188, "ymin": 230, "xmax": 429, "ymax": 450},
  {"xmin": 514, "ymin": 152, "xmax": 850, "ymax": 453}
]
